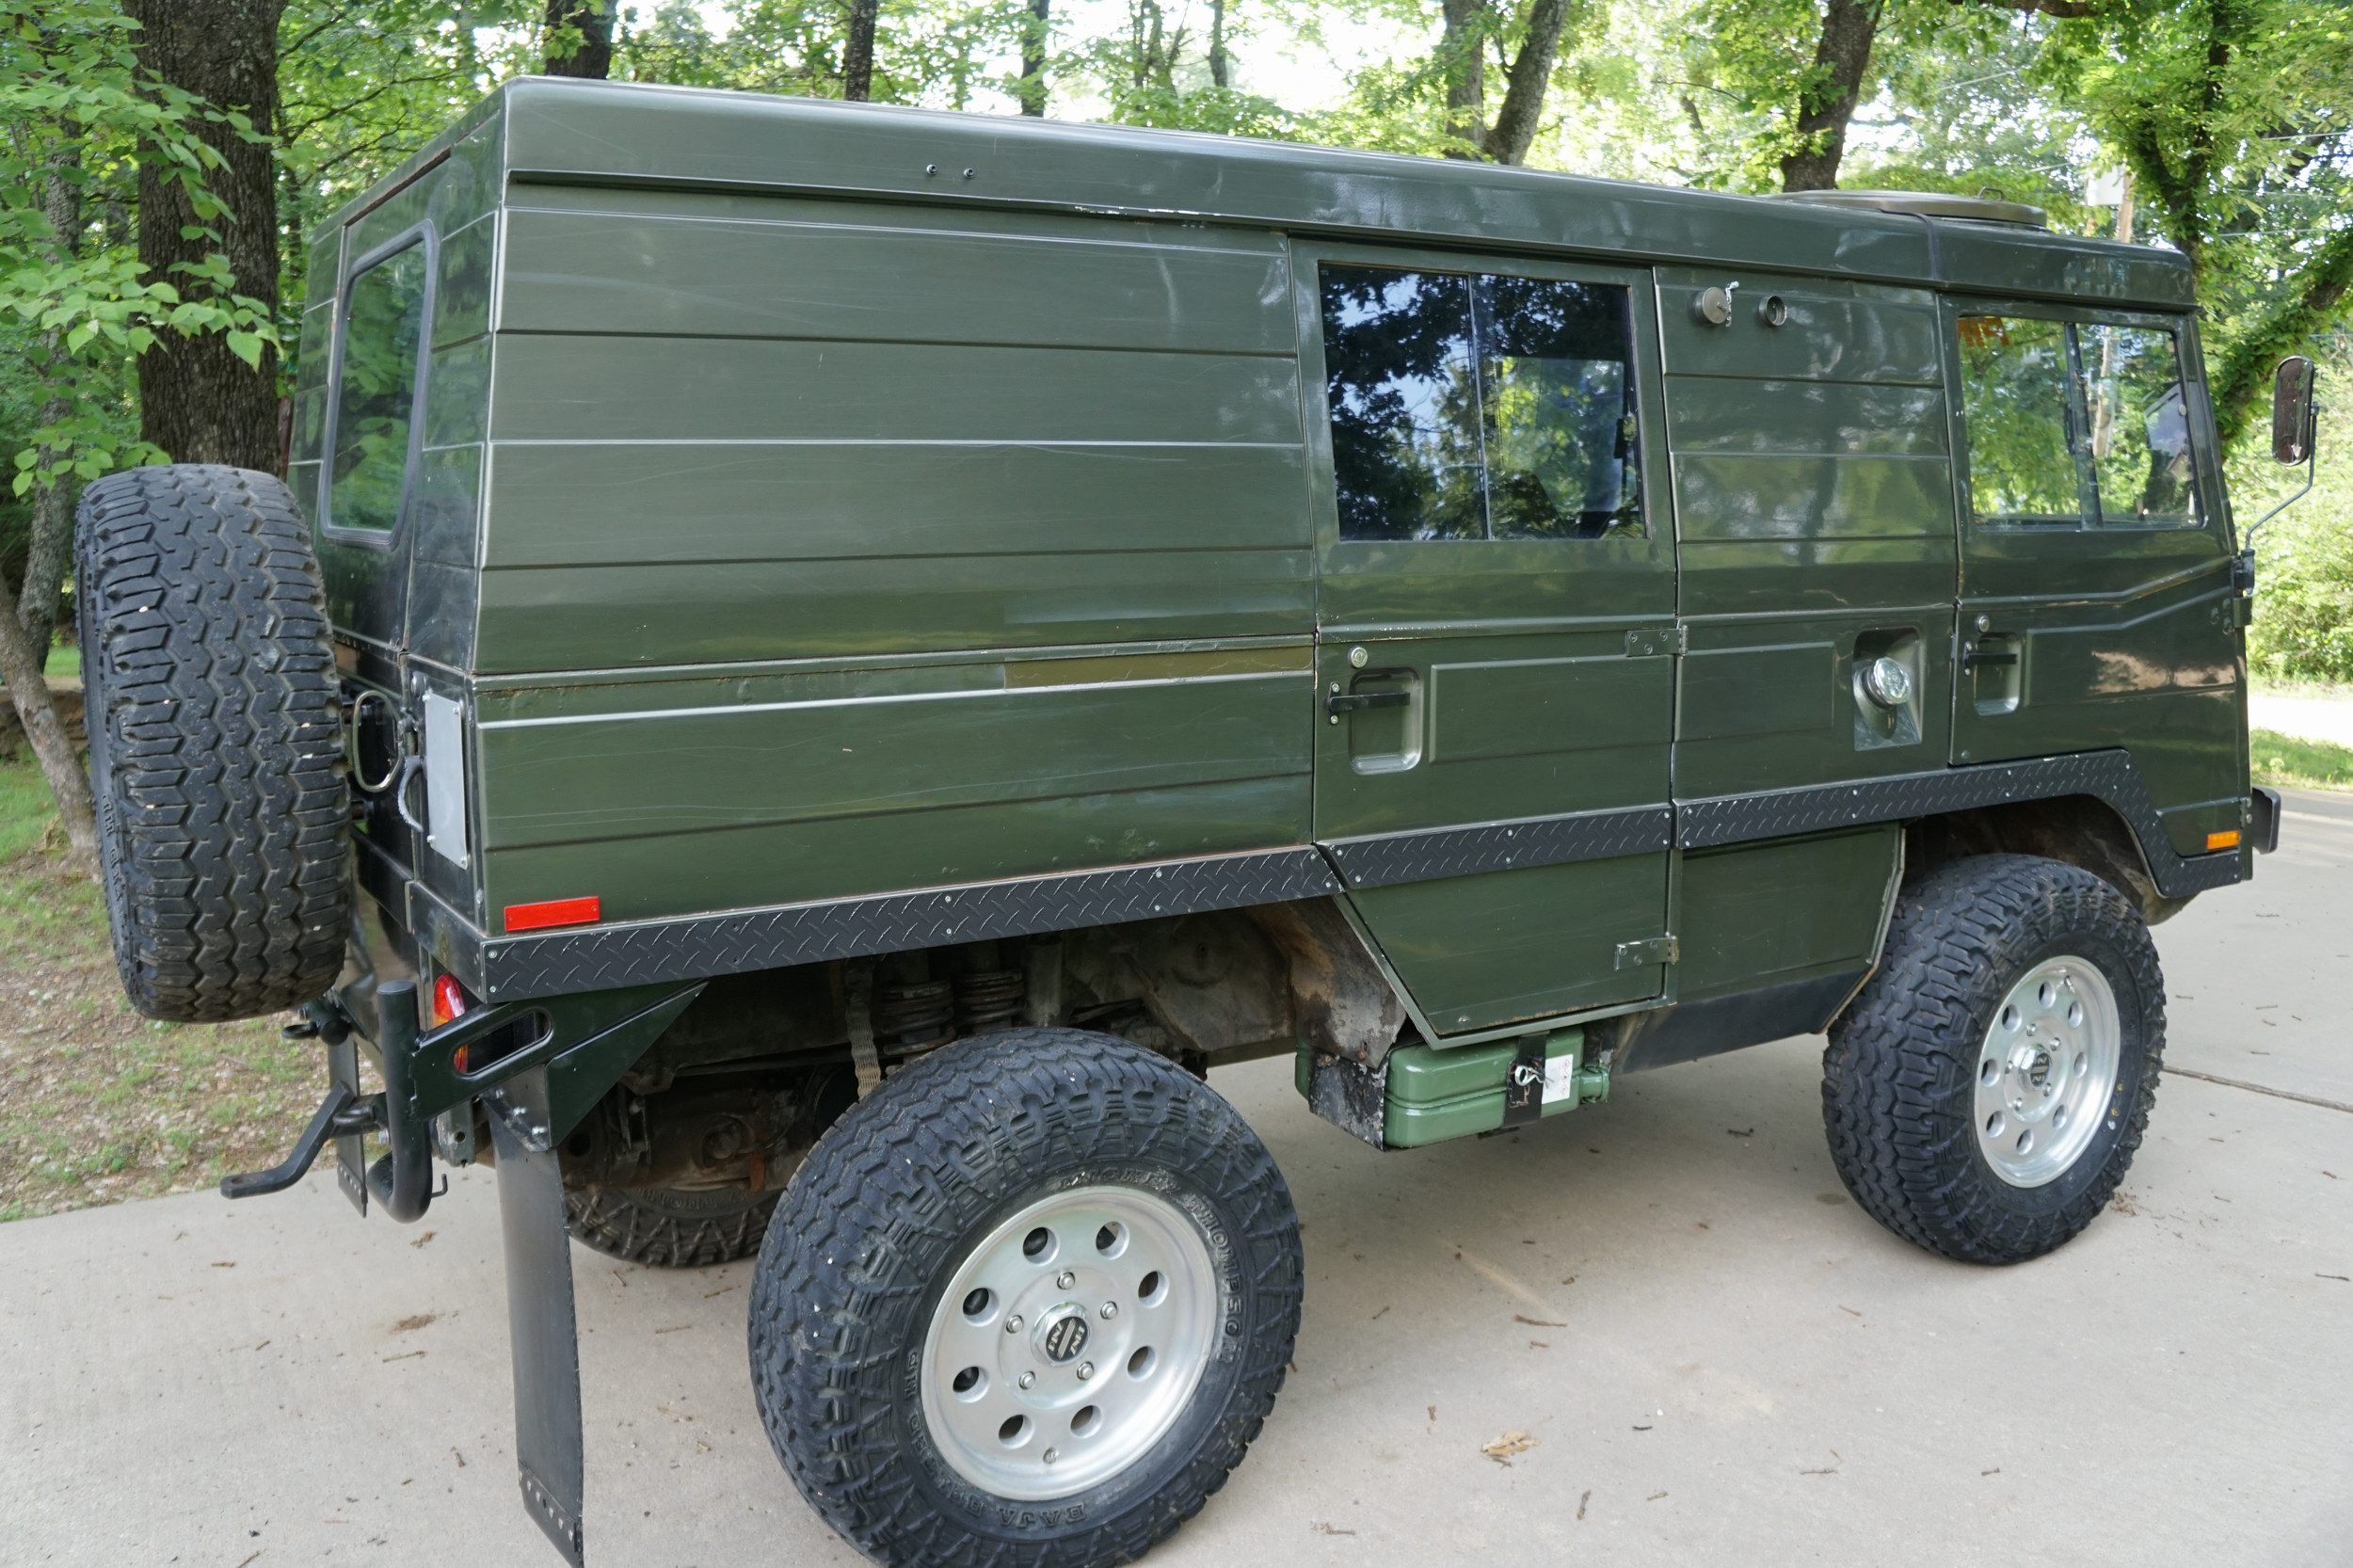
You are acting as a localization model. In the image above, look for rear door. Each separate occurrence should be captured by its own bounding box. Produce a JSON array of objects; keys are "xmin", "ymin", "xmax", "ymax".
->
[
  {"xmin": 1945, "ymin": 302, "xmax": 2246, "ymax": 852},
  {"xmin": 1301, "ymin": 247, "xmax": 1678, "ymax": 1039}
]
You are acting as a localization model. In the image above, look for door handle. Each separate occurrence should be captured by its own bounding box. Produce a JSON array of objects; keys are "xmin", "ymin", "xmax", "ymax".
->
[
  {"xmin": 1327, "ymin": 690, "xmax": 1412, "ymax": 717},
  {"xmin": 1961, "ymin": 648, "xmax": 2019, "ymax": 668}
]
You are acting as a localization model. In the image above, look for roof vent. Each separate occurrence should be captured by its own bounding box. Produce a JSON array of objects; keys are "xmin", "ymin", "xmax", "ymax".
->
[{"xmin": 1771, "ymin": 189, "xmax": 2049, "ymax": 230}]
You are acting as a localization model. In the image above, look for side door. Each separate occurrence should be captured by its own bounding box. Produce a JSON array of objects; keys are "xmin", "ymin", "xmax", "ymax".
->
[
  {"xmin": 1301, "ymin": 247, "xmax": 1678, "ymax": 1039},
  {"xmin": 1945, "ymin": 302, "xmax": 2246, "ymax": 853}
]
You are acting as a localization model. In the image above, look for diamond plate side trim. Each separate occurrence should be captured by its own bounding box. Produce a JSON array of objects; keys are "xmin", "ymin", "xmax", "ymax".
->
[
  {"xmin": 478, "ymin": 848, "xmax": 1340, "ymax": 1000},
  {"xmin": 1323, "ymin": 805, "xmax": 1673, "ymax": 889},
  {"xmin": 1675, "ymin": 750, "xmax": 2241, "ymax": 901}
]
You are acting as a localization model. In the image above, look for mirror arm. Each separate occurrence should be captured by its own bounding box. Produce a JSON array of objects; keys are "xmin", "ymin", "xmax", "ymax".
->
[{"xmin": 2237, "ymin": 441, "xmax": 2317, "ymax": 595}]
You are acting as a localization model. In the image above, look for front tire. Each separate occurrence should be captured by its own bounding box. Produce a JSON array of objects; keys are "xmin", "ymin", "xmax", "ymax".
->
[
  {"xmin": 748, "ymin": 1029, "xmax": 1302, "ymax": 1568},
  {"xmin": 1824, "ymin": 854, "xmax": 2165, "ymax": 1264}
]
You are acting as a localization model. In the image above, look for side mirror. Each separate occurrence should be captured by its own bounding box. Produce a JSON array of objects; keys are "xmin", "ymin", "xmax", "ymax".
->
[{"xmin": 2273, "ymin": 355, "xmax": 2318, "ymax": 466}]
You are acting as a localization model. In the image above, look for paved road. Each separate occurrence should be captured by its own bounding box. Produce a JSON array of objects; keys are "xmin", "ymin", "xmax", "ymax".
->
[{"xmin": 5, "ymin": 793, "xmax": 2348, "ymax": 1568}]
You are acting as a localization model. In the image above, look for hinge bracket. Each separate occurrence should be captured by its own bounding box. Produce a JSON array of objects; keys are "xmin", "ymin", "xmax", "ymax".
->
[
  {"xmin": 1615, "ymin": 934, "xmax": 1680, "ymax": 969},
  {"xmin": 1625, "ymin": 626, "xmax": 1685, "ymax": 659}
]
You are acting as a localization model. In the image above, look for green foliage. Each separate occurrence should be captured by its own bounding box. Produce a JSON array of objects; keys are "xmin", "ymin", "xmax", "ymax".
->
[
  {"xmin": 2249, "ymin": 728, "xmax": 2353, "ymax": 792},
  {"xmin": 0, "ymin": 2, "xmax": 279, "ymax": 499}
]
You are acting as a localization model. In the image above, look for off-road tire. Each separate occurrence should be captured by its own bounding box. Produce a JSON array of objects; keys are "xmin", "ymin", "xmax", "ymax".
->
[
  {"xmin": 748, "ymin": 1030, "xmax": 1302, "ymax": 1568},
  {"xmin": 74, "ymin": 465, "xmax": 347, "ymax": 1023},
  {"xmin": 1824, "ymin": 854, "xmax": 2164, "ymax": 1264},
  {"xmin": 566, "ymin": 1185, "xmax": 780, "ymax": 1268}
]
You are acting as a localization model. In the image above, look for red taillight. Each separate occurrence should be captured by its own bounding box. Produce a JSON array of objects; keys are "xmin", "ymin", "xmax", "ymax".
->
[
  {"xmin": 504, "ymin": 895, "xmax": 602, "ymax": 934},
  {"xmin": 431, "ymin": 971, "xmax": 472, "ymax": 1027},
  {"xmin": 432, "ymin": 972, "xmax": 475, "ymax": 1071}
]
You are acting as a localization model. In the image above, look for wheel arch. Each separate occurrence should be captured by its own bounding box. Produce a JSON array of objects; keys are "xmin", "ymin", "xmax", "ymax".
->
[{"xmin": 1902, "ymin": 794, "xmax": 2186, "ymax": 926}]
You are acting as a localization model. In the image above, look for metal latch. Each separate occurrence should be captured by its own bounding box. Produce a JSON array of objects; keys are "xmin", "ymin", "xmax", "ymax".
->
[
  {"xmin": 1625, "ymin": 626, "xmax": 1684, "ymax": 659},
  {"xmin": 1615, "ymin": 935, "xmax": 1679, "ymax": 970}
]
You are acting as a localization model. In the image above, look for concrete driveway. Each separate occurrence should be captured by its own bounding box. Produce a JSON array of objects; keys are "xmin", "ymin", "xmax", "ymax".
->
[{"xmin": 6, "ymin": 792, "xmax": 2349, "ymax": 1568}]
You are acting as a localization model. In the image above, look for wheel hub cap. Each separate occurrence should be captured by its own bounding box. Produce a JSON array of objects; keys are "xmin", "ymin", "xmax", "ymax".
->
[
  {"xmin": 1975, "ymin": 955, "xmax": 2122, "ymax": 1189},
  {"xmin": 920, "ymin": 1185, "xmax": 1218, "ymax": 1501}
]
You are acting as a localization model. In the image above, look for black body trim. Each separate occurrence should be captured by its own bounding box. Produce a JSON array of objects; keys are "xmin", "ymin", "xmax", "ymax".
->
[
  {"xmin": 414, "ymin": 752, "xmax": 2236, "ymax": 1003},
  {"xmin": 1607, "ymin": 969, "xmax": 1867, "ymax": 1073},
  {"xmin": 1676, "ymin": 749, "xmax": 2239, "ymax": 900},
  {"xmin": 1322, "ymin": 804, "xmax": 1673, "ymax": 889},
  {"xmin": 477, "ymin": 847, "xmax": 1339, "ymax": 1001}
]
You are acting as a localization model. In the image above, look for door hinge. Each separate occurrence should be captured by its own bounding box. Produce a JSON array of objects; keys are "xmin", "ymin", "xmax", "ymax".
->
[
  {"xmin": 1615, "ymin": 935, "xmax": 1679, "ymax": 970},
  {"xmin": 1625, "ymin": 626, "xmax": 1685, "ymax": 659}
]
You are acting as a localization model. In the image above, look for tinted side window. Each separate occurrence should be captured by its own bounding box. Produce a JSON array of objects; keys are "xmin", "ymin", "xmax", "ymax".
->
[
  {"xmin": 1957, "ymin": 314, "xmax": 2083, "ymax": 527},
  {"xmin": 2083, "ymin": 323, "xmax": 2199, "ymax": 527},
  {"xmin": 327, "ymin": 241, "xmax": 430, "ymax": 535},
  {"xmin": 1321, "ymin": 264, "xmax": 1641, "ymax": 542}
]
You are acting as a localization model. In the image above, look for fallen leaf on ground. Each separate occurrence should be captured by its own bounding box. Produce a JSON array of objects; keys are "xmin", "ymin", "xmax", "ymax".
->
[
  {"xmin": 1576, "ymin": 1488, "xmax": 1590, "ymax": 1520},
  {"xmin": 1513, "ymin": 1314, "xmax": 1566, "ymax": 1328},
  {"xmin": 1481, "ymin": 1431, "xmax": 1536, "ymax": 1464},
  {"xmin": 1310, "ymin": 1522, "xmax": 1357, "ymax": 1536}
]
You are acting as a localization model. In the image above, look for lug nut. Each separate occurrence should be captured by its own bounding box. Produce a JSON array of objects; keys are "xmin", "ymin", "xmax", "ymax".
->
[
  {"xmin": 1043, "ymin": 1448, "xmax": 1058, "ymax": 1464},
  {"xmin": 1056, "ymin": 1272, "xmax": 1075, "ymax": 1289},
  {"xmin": 1076, "ymin": 1361, "xmax": 1095, "ymax": 1381},
  {"xmin": 1005, "ymin": 1314, "xmax": 1023, "ymax": 1334},
  {"xmin": 1100, "ymin": 1302, "xmax": 1118, "ymax": 1320},
  {"xmin": 1017, "ymin": 1371, "xmax": 1035, "ymax": 1389}
]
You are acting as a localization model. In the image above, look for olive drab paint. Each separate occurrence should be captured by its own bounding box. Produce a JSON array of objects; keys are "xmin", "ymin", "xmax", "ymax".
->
[{"xmin": 297, "ymin": 76, "xmax": 2254, "ymax": 1072}]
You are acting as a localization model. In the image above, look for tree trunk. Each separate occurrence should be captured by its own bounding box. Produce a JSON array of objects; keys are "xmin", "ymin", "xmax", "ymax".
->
[
  {"xmin": 1776, "ymin": 0, "xmax": 1881, "ymax": 192},
  {"xmin": 1438, "ymin": 0, "xmax": 1490, "ymax": 159},
  {"xmin": 842, "ymin": 0, "xmax": 880, "ymax": 100},
  {"xmin": 1481, "ymin": 0, "xmax": 1573, "ymax": 166},
  {"xmin": 20, "ymin": 133, "xmax": 84, "ymax": 669},
  {"xmin": 1018, "ymin": 0, "xmax": 1050, "ymax": 116},
  {"xmin": 0, "ymin": 586, "xmax": 96, "ymax": 869},
  {"xmin": 1208, "ymin": 0, "xmax": 1230, "ymax": 88},
  {"xmin": 126, "ymin": 0, "xmax": 283, "ymax": 472},
  {"xmin": 543, "ymin": 0, "xmax": 615, "ymax": 78}
]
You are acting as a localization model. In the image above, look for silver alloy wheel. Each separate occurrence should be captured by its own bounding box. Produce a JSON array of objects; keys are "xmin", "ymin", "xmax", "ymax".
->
[
  {"xmin": 1974, "ymin": 955, "xmax": 2121, "ymax": 1188},
  {"xmin": 919, "ymin": 1184, "xmax": 1220, "ymax": 1501}
]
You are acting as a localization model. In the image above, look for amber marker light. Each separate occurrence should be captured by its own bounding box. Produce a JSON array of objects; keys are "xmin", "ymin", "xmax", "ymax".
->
[
  {"xmin": 504, "ymin": 894, "xmax": 602, "ymax": 934},
  {"xmin": 2205, "ymin": 829, "xmax": 2242, "ymax": 852}
]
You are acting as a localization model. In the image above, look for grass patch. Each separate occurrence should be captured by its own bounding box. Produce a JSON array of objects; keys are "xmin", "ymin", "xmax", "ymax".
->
[
  {"xmin": 0, "ymin": 641, "xmax": 77, "ymax": 685},
  {"xmin": 0, "ymin": 751, "xmax": 311, "ymax": 1222},
  {"xmin": 2250, "ymin": 728, "xmax": 2353, "ymax": 792}
]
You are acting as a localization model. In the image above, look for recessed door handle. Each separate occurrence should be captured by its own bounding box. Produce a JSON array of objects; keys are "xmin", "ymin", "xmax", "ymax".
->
[
  {"xmin": 1962, "ymin": 649, "xmax": 2020, "ymax": 668},
  {"xmin": 1327, "ymin": 690, "xmax": 1411, "ymax": 716}
]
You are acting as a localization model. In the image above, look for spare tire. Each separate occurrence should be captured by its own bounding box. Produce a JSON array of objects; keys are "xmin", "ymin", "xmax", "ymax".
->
[{"xmin": 75, "ymin": 464, "xmax": 349, "ymax": 1022}]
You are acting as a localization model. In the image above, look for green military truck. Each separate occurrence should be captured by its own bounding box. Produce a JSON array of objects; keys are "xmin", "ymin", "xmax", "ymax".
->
[{"xmin": 75, "ymin": 77, "xmax": 2314, "ymax": 1568}]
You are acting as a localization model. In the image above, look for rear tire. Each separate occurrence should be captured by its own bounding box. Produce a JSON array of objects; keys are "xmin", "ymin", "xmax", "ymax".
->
[
  {"xmin": 1824, "ymin": 854, "xmax": 2164, "ymax": 1264},
  {"xmin": 748, "ymin": 1030, "xmax": 1302, "ymax": 1568},
  {"xmin": 566, "ymin": 1186, "xmax": 779, "ymax": 1268},
  {"xmin": 74, "ymin": 465, "xmax": 348, "ymax": 1022}
]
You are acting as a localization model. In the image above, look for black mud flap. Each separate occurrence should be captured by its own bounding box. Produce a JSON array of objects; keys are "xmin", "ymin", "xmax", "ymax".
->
[{"xmin": 491, "ymin": 1065, "xmax": 587, "ymax": 1567}]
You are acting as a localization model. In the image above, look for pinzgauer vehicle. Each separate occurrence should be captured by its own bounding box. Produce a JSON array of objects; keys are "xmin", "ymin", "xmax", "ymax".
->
[{"xmin": 74, "ymin": 77, "xmax": 2313, "ymax": 1568}]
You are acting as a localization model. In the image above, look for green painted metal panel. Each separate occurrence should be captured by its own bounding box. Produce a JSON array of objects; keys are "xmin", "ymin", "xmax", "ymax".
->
[
  {"xmin": 477, "ymin": 667, "xmax": 1309, "ymax": 849},
  {"xmin": 1664, "ymin": 378, "xmax": 1948, "ymax": 456},
  {"xmin": 433, "ymin": 212, "xmax": 495, "ymax": 349},
  {"xmin": 1673, "ymin": 453, "xmax": 1953, "ymax": 541},
  {"xmin": 1675, "ymin": 614, "xmax": 1957, "ymax": 799},
  {"xmin": 1350, "ymin": 855, "xmax": 1671, "ymax": 1032},
  {"xmin": 499, "ymin": 205, "xmax": 1294, "ymax": 353},
  {"xmin": 478, "ymin": 441, "xmax": 1307, "ymax": 568},
  {"xmin": 473, "ymin": 548, "xmax": 1314, "ymax": 672},
  {"xmin": 1675, "ymin": 827, "xmax": 1897, "ymax": 1000},
  {"xmin": 487, "ymin": 776, "xmax": 1311, "ymax": 926},
  {"xmin": 1657, "ymin": 272, "xmax": 1943, "ymax": 384},
  {"xmin": 487, "ymin": 335, "xmax": 1300, "ymax": 445}
]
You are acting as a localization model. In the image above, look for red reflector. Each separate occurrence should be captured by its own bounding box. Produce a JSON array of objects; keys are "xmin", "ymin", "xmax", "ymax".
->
[{"xmin": 504, "ymin": 895, "xmax": 602, "ymax": 934}]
